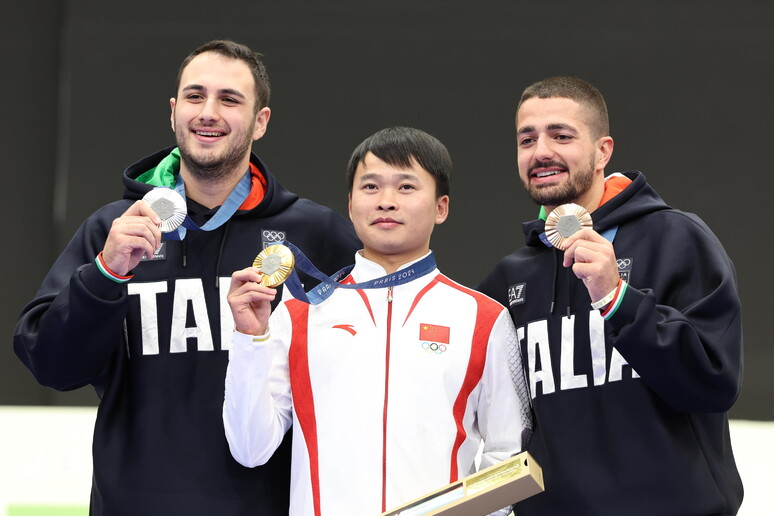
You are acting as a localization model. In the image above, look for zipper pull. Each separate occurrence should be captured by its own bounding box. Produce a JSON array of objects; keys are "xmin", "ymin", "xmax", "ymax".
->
[{"xmin": 387, "ymin": 286, "xmax": 393, "ymax": 303}]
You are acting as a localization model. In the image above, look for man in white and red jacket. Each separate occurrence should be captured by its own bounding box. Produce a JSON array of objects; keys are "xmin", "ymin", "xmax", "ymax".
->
[{"xmin": 224, "ymin": 127, "xmax": 532, "ymax": 516}]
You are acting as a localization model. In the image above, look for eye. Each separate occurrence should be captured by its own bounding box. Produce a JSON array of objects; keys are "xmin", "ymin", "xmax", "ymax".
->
[
  {"xmin": 186, "ymin": 93, "xmax": 204, "ymax": 101},
  {"xmin": 518, "ymin": 137, "xmax": 535, "ymax": 147},
  {"xmin": 399, "ymin": 184, "xmax": 416, "ymax": 191},
  {"xmin": 555, "ymin": 133, "xmax": 573, "ymax": 141},
  {"xmin": 222, "ymin": 97, "xmax": 239, "ymax": 105},
  {"xmin": 361, "ymin": 183, "xmax": 378, "ymax": 191}
]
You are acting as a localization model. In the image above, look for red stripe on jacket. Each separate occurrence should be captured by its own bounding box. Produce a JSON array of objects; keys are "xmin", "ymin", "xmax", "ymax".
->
[
  {"xmin": 437, "ymin": 276, "xmax": 502, "ymax": 482},
  {"xmin": 286, "ymin": 300, "xmax": 322, "ymax": 516}
]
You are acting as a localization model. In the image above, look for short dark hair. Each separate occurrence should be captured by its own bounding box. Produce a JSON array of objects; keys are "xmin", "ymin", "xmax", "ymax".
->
[
  {"xmin": 346, "ymin": 127, "xmax": 452, "ymax": 197},
  {"xmin": 518, "ymin": 76, "xmax": 609, "ymax": 138},
  {"xmin": 175, "ymin": 39, "xmax": 270, "ymax": 112}
]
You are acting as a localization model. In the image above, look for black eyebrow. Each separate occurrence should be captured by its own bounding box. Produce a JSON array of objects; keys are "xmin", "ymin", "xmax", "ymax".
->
[
  {"xmin": 358, "ymin": 172, "xmax": 418, "ymax": 182},
  {"xmin": 547, "ymin": 123, "xmax": 578, "ymax": 133},
  {"xmin": 181, "ymin": 84, "xmax": 247, "ymax": 100},
  {"xmin": 517, "ymin": 123, "xmax": 578, "ymax": 137}
]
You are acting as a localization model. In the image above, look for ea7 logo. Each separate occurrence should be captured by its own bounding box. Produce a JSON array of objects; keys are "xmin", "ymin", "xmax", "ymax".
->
[
  {"xmin": 508, "ymin": 283, "xmax": 526, "ymax": 306},
  {"xmin": 141, "ymin": 242, "xmax": 167, "ymax": 262}
]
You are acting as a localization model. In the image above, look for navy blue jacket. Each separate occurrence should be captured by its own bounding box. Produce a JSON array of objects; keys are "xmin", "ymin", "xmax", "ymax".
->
[
  {"xmin": 14, "ymin": 146, "xmax": 360, "ymax": 516},
  {"xmin": 477, "ymin": 171, "xmax": 743, "ymax": 515}
]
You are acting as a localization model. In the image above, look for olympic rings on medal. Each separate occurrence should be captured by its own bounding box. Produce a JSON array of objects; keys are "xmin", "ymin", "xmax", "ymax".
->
[{"xmin": 421, "ymin": 341, "xmax": 448, "ymax": 354}]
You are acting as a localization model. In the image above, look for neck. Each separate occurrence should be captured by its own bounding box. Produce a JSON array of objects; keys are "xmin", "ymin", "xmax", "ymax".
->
[
  {"xmin": 361, "ymin": 248, "xmax": 430, "ymax": 274},
  {"xmin": 179, "ymin": 161, "xmax": 249, "ymax": 209}
]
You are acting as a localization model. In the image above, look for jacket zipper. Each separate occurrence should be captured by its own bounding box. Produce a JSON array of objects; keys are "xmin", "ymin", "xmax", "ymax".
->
[{"xmin": 381, "ymin": 286, "xmax": 393, "ymax": 512}]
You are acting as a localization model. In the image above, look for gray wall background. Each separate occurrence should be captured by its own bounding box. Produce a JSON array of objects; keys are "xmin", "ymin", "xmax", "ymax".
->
[{"xmin": 3, "ymin": 0, "xmax": 772, "ymax": 420}]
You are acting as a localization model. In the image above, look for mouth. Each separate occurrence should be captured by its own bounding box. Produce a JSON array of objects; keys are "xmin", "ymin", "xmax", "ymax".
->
[
  {"xmin": 529, "ymin": 163, "xmax": 568, "ymax": 183},
  {"xmin": 371, "ymin": 218, "xmax": 401, "ymax": 227},
  {"xmin": 192, "ymin": 128, "xmax": 227, "ymax": 141},
  {"xmin": 534, "ymin": 169, "xmax": 563, "ymax": 178}
]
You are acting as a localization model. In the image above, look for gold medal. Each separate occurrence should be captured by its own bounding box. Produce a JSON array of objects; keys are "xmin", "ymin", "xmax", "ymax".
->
[
  {"xmin": 142, "ymin": 188, "xmax": 187, "ymax": 233},
  {"xmin": 544, "ymin": 203, "xmax": 593, "ymax": 250},
  {"xmin": 253, "ymin": 244, "xmax": 295, "ymax": 287}
]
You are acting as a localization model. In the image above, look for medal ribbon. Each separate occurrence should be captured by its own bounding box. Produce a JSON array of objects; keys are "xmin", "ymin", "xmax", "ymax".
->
[
  {"xmin": 280, "ymin": 241, "xmax": 437, "ymax": 305},
  {"xmin": 164, "ymin": 168, "xmax": 252, "ymax": 240}
]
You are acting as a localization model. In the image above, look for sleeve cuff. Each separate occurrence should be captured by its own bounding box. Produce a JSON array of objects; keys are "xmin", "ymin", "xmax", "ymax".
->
[
  {"xmin": 233, "ymin": 330, "xmax": 271, "ymax": 346},
  {"xmin": 79, "ymin": 262, "xmax": 127, "ymax": 301}
]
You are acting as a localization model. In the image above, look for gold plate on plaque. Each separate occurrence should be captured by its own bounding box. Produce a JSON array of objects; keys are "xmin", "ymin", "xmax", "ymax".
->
[
  {"xmin": 544, "ymin": 203, "xmax": 592, "ymax": 250},
  {"xmin": 253, "ymin": 244, "xmax": 295, "ymax": 287},
  {"xmin": 381, "ymin": 452, "xmax": 543, "ymax": 516}
]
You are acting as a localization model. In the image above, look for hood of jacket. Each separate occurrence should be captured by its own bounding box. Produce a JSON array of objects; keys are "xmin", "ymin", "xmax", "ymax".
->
[
  {"xmin": 522, "ymin": 171, "xmax": 671, "ymax": 247},
  {"xmin": 121, "ymin": 145, "xmax": 299, "ymax": 218}
]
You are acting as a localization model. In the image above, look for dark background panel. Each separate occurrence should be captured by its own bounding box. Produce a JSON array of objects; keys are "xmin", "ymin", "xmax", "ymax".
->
[
  {"xmin": 2, "ymin": 1, "xmax": 64, "ymax": 405},
  {"xmin": 3, "ymin": 0, "xmax": 772, "ymax": 418}
]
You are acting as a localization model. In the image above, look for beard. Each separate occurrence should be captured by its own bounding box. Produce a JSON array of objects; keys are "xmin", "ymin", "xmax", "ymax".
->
[
  {"xmin": 521, "ymin": 157, "xmax": 596, "ymax": 207},
  {"xmin": 175, "ymin": 123, "xmax": 254, "ymax": 183}
]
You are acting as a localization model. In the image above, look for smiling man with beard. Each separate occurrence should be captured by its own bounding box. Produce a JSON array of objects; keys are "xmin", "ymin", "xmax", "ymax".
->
[
  {"xmin": 14, "ymin": 40, "xmax": 360, "ymax": 516},
  {"xmin": 477, "ymin": 76, "xmax": 744, "ymax": 515}
]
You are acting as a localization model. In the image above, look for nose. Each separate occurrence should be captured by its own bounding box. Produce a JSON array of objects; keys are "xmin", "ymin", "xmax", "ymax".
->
[
  {"xmin": 198, "ymin": 98, "xmax": 220, "ymax": 123},
  {"xmin": 533, "ymin": 135, "xmax": 554, "ymax": 161},
  {"xmin": 377, "ymin": 189, "xmax": 397, "ymax": 211}
]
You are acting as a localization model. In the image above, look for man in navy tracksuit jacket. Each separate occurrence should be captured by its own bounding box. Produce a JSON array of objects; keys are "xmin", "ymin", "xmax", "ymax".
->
[
  {"xmin": 13, "ymin": 40, "xmax": 359, "ymax": 515},
  {"xmin": 477, "ymin": 76, "xmax": 743, "ymax": 515}
]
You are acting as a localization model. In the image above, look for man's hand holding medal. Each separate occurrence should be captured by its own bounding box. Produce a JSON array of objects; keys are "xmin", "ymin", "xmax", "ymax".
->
[
  {"xmin": 546, "ymin": 203, "xmax": 621, "ymax": 311},
  {"xmin": 228, "ymin": 244, "xmax": 295, "ymax": 336}
]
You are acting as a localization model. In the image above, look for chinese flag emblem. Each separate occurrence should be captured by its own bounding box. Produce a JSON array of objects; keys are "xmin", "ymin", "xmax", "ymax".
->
[{"xmin": 419, "ymin": 323, "xmax": 450, "ymax": 344}]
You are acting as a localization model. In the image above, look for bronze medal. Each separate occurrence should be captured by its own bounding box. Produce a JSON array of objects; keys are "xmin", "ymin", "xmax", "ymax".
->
[{"xmin": 544, "ymin": 203, "xmax": 593, "ymax": 250}]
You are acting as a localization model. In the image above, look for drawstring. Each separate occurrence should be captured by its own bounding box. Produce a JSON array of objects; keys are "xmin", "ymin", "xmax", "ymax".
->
[
  {"xmin": 549, "ymin": 248, "xmax": 558, "ymax": 315},
  {"xmin": 215, "ymin": 219, "xmax": 232, "ymax": 289},
  {"xmin": 548, "ymin": 247, "xmax": 574, "ymax": 318}
]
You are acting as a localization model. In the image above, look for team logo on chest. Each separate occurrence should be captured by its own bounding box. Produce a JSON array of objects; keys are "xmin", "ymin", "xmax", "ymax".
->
[
  {"xmin": 261, "ymin": 229, "xmax": 287, "ymax": 249},
  {"xmin": 140, "ymin": 242, "xmax": 167, "ymax": 262},
  {"xmin": 508, "ymin": 282, "xmax": 526, "ymax": 306},
  {"xmin": 419, "ymin": 323, "xmax": 450, "ymax": 354},
  {"xmin": 617, "ymin": 257, "xmax": 633, "ymax": 283}
]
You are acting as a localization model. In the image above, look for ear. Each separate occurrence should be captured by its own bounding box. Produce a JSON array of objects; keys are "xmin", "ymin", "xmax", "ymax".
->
[
  {"xmin": 595, "ymin": 136, "xmax": 614, "ymax": 171},
  {"xmin": 347, "ymin": 193, "xmax": 353, "ymax": 222},
  {"xmin": 252, "ymin": 107, "xmax": 272, "ymax": 141},
  {"xmin": 435, "ymin": 195, "xmax": 450, "ymax": 225},
  {"xmin": 169, "ymin": 97, "xmax": 176, "ymax": 132}
]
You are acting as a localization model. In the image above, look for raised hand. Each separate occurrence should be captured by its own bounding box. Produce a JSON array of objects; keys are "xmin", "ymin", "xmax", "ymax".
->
[
  {"xmin": 561, "ymin": 227, "xmax": 620, "ymax": 306},
  {"xmin": 101, "ymin": 201, "xmax": 163, "ymax": 276},
  {"xmin": 227, "ymin": 268, "xmax": 277, "ymax": 336}
]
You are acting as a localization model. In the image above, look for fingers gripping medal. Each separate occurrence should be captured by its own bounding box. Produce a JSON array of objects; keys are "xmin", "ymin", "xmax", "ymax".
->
[
  {"xmin": 544, "ymin": 203, "xmax": 593, "ymax": 250},
  {"xmin": 253, "ymin": 244, "xmax": 295, "ymax": 287},
  {"xmin": 142, "ymin": 188, "xmax": 187, "ymax": 233}
]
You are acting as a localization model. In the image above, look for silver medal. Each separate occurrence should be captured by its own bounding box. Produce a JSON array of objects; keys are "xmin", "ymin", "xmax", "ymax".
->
[{"xmin": 142, "ymin": 188, "xmax": 187, "ymax": 233}]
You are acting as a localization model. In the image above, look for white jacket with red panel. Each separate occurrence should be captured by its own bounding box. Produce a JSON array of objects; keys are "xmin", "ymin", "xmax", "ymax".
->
[{"xmin": 224, "ymin": 252, "xmax": 531, "ymax": 516}]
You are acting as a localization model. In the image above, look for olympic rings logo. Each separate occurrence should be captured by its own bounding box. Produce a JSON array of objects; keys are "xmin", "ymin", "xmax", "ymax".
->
[
  {"xmin": 617, "ymin": 258, "xmax": 632, "ymax": 269},
  {"xmin": 262, "ymin": 229, "xmax": 286, "ymax": 242},
  {"xmin": 422, "ymin": 341, "xmax": 447, "ymax": 354}
]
